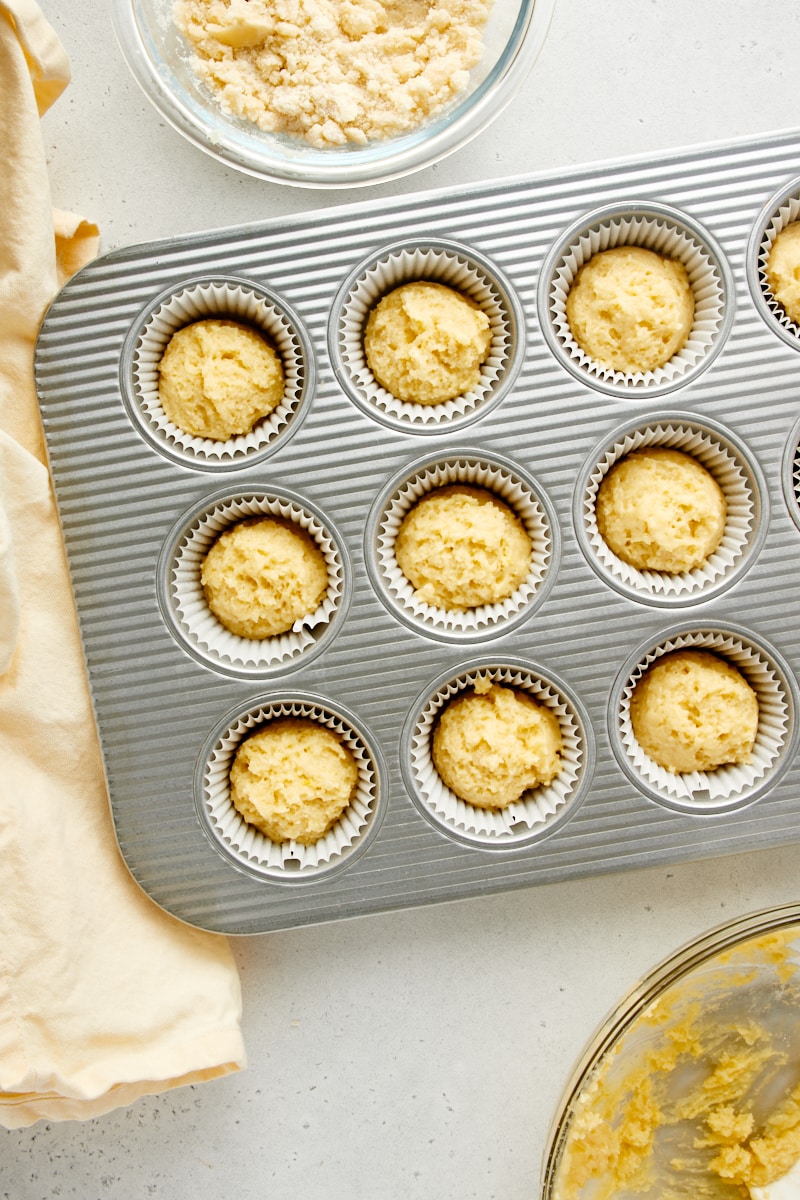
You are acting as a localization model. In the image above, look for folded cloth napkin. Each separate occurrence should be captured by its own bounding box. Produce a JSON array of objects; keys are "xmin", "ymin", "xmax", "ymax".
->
[{"xmin": 0, "ymin": 0, "xmax": 246, "ymax": 1129}]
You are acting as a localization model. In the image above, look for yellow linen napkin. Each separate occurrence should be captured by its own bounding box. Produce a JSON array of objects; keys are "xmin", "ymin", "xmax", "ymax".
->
[{"xmin": 0, "ymin": 0, "xmax": 246, "ymax": 1129}]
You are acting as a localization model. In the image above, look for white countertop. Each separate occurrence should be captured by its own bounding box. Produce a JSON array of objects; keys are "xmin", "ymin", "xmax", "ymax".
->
[{"xmin": 7, "ymin": 2, "xmax": 800, "ymax": 1197}]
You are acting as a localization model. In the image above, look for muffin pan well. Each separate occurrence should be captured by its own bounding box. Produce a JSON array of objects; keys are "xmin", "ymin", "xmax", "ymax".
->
[
  {"xmin": 366, "ymin": 449, "xmax": 558, "ymax": 641},
  {"xmin": 122, "ymin": 275, "xmax": 315, "ymax": 470},
  {"xmin": 573, "ymin": 412, "xmax": 768, "ymax": 607},
  {"xmin": 34, "ymin": 130, "xmax": 800, "ymax": 935},
  {"xmin": 328, "ymin": 237, "xmax": 526, "ymax": 434}
]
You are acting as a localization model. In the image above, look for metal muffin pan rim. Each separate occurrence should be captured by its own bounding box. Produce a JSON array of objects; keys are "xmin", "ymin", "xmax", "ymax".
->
[{"xmin": 32, "ymin": 129, "xmax": 800, "ymax": 933}]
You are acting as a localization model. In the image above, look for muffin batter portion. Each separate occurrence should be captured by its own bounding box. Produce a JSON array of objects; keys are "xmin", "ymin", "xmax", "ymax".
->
[
  {"xmin": 364, "ymin": 281, "xmax": 492, "ymax": 405},
  {"xmin": 201, "ymin": 516, "xmax": 328, "ymax": 638},
  {"xmin": 174, "ymin": 0, "xmax": 495, "ymax": 148},
  {"xmin": 630, "ymin": 649, "xmax": 759, "ymax": 774},
  {"xmin": 566, "ymin": 246, "xmax": 695, "ymax": 373},
  {"xmin": 432, "ymin": 681, "xmax": 563, "ymax": 808},
  {"xmin": 596, "ymin": 447, "xmax": 727, "ymax": 573},
  {"xmin": 395, "ymin": 484, "xmax": 532, "ymax": 609},
  {"xmin": 158, "ymin": 318, "xmax": 284, "ymax": 440},
  {"xmin": 230, "ymin": 717, "xmax": 358, "ymax": 844},
  {"xmin": 766, "ymin": 220, "xmax": 800, "ymax": 325}
]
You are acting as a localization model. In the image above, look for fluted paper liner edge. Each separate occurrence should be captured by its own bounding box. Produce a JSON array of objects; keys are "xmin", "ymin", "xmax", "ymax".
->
[
  {"xmin": 375, "ymin": 457, "xmax": 552, "ymax": 635},
  {"xmin": 168, "ymin": 493, "xmax": 343, "ymax": 672},
  {"xmin": 130, "ymin": 279, "xmax": 307, "ymax": 464},
  {"xmin": 203, "ymin": 700, "xmax": 378, "ymax": 876},
  {"xmin": 547, "ymin": 211, "xmax": 727, "ymax": 391},
  {"xmin": 335, "ymin": 244, "xmax": 515, "ymax": 428},
  {"xmin": 409, "ymin": 665, "xmax": 585, "ymax": 844},
  {"xmin": 582, "ymin": 421, "xmax": 758, "ymax": 600},
  {"xmin": 618, "ymin": 631, "xmax": 791, "ymax": 807}
]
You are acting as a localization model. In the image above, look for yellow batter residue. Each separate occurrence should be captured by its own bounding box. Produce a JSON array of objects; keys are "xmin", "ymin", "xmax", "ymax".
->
[{"xmin": 551, "ymin": 930, "xmax": 800, "ymax": 1200}]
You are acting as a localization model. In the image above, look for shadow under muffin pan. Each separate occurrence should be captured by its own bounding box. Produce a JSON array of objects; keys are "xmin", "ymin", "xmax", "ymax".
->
[
  {"xmin": 327, "ymin": 237, "xmax": 525, "ymax": 434},
  {"xmin": 574, "ymin": 411, "xmax": 769, "ymax": 607},
  {"xmin": 401, "ymin": 658, "xmax": 594, "ymax": 850},
  {"xmin": 157, "ymin": 486, "xmax": 350, "ymax": 679},
  {"xmin": 32, "ymin": 129, "xmax": 800, "ymax": 934},
  {"xmin": 610, "ymin": 624, "xmax": 800, "ymax": 816},
  {"xmin": 747, "ymin": 174, "xmax": 800, "ymax": 353},
  {"xmin": 538, "ymin": 201, "xmax": 735, "ymax": 400},
  {"xmin": 121, "ymin": 274, "xmax": 315, "ymax": 470},
  {"xmin": 196, "ymin": 693, "xmax": 386, "ymax": 883},
  {"xmin": 366, "ymin": 448, "xmax": 559, "ymax": 642}
]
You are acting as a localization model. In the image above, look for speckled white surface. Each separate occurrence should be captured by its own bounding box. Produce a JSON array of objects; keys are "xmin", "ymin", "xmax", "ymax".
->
[{"xmin": 6, "ymin": 2, "xmax": 800, "ymax": 1197}]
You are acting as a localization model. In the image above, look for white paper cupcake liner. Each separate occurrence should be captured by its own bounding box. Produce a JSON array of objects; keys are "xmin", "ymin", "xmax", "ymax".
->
[
  {"xmin": 577, "ymin": 415, "xmax": 767, "ymax": 605},
  {"xmin": 197, "ymin": 696, "xmax": 383, "ymax": 881},
  {"xmin": 158, "ymin": 488, "xmax": 347, "ymax": 678},
  {"xmin": 613, "ymin": 628, "xmax": 798, "ymax": 813},
  {"xmin": 747, "ymin": 179, "xmax": 800, "ymax": 350},
  {"xmin": 328, "ymin": 238, "xmax": 524, "ymax": 433},
  {"xmin": 368, "ymin": 452, "xmax": 557, "ymax": 640},
  {"xmin": 402, "ymin": 661, "xmax": 591, "ymax": 848},
  {"xmin": 781, "ymin": 413, "xmax": 800, "ymax": 532},
  {"xmin": 123, "ymin": 275, "xmax": 313, "ymax": 469},
  {"xmin": 539, "ymin": 203, "xmax": 733, "ymax": 398}
]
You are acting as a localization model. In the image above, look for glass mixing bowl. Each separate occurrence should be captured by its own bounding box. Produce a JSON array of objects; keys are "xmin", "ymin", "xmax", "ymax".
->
[
  {"xmin": 111, "ymin": 0, "xmax": 555, "ymax": 188},
  {"xmin": 541, "ymin": 903, "xmax": 800, "ymax": 1200}
]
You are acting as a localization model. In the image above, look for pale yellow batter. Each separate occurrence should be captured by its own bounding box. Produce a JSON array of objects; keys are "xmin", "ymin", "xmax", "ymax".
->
[
  {"xmin": 432, "ymin": 681, "xmax": 563, "ymax": 808},
  {"xmin": 630, "ymin": 649, "xmax": 759, "ymax": 774},
  {"xmin": 230, "ymin": 717, "xmax": 358, "ymax": 844},
  {"xmin": 158, "ymin": 318, "xmax": 284, "ymax": 440},
  {"xmin": 566, "ymin": 245, "xmax": 695, "ymax": 373},
  {"xmin": 364, "ymin": 281, "xmax": 492, "ymax": 405},
  {"xmin": 395, "ymin": 485, "xmax": 531, "ymax": 609},
  {"xmin": 201, "ymin": 516, "xmax": 328, "ymax": 639},
  {"xmin": 766, "ymin": 221, "xmax": 800, "ymax": 326},
  {"xmin": 596, "ymin": 447, "xmax": 727, "ymax": 573}
]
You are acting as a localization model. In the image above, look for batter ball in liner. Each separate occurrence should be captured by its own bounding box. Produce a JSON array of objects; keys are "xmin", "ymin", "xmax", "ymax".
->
[
  {"xmin": 595, "ymin": 446, "xmax": 727, "ymax": 573},
  {"xmin": 630, "ymin": 648, "xmax": 759, "ymax": 774},
  {"xmin": 364, "ymin": 281, "xmax": 492, "ymax": 405},
  {"xmin": 566, "ymin": 245, "xmax": 695, "ymax": 374},
  {"xmin": 432, "ymin": 678, "xmax": 564, "ymax": 809},
  {"xmin": 394, "ymin": 483, "xmax": 532, "ymax": 610},
  {"xmin": 229, "ymin": 716, "xmax": 359, "ymax": 845},
  {"xmin": 158, "ymin": 317, "xmax": 285, "ymax": 440},
  {"xmin": 766, "ymin": 220, "xmax": 800, "ymax": 326},
  {"xmin": 201, "ymin": 516, "xmax": 329, "ymax": 639}
]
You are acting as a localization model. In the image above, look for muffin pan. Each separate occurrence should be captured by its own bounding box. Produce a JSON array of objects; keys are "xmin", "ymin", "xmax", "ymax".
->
[{"xmin": 34, "ymin": 130, "xmax": 800, "ymax": 935}]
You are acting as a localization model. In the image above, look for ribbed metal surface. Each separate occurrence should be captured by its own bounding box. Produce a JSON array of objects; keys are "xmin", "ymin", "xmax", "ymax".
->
[{"xmin": 35, "ymin": 131, "xmax": 800, "ymax": 934}]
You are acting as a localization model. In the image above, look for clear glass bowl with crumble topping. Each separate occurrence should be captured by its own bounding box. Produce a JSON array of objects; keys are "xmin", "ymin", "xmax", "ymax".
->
[{"xmin": 111, "ymin": 0, "xmax": 555, "ymax": 187}]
